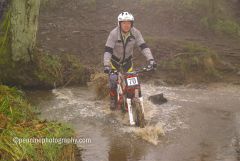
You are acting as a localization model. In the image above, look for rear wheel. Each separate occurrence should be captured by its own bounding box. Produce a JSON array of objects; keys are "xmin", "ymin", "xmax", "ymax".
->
[{"xmin": 132, "ymin": 98, "xmax": 145, "ymax": 128}]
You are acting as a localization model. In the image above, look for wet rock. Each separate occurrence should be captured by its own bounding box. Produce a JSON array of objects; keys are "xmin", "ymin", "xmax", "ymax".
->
[{"xmin": 148, "ymin": 93, "xmax": 168, "ymax": 105}]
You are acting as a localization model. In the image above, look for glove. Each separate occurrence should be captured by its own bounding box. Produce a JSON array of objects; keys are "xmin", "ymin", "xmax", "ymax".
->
[
  {"xmin": 148, "ymin": 59, "xmax": 157, "ymax": 69},
  {"xmin": 104, "ymin": 66, "xmax": 110, "ymax": 74}
]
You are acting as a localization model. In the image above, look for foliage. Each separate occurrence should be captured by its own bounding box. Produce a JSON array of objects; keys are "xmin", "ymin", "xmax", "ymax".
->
[
  {"xmin": 34, "ymin": 52, "xmax": 90, "ymax": 88},
  {"xmin": 0, "ymin": 7, "xmax": 11, "ymax": 66},
  {"xmin": 159, "ymin": 42, "xmax": 222, "ymax": 83},
  {"xmin": 201, "ymin": 17, "xmax": 240, "ymax": 37},
  {"xmin": 0, "ymin": 85, "xmax": 75, "ymax": 161},
  {"xmin": 0, "ymin": 85, "xmax": 32, "ymax": 123},
  {"xmin": 35, "ymin": 53, "xmax": 62, "ymax": 87},
  {"xmin": 184, "ymin": 0, "xmax": 240, "ymax": 37}
]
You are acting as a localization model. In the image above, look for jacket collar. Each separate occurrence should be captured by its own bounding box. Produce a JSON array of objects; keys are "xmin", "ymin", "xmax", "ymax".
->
[{"xmin": 117, "ymin": 26, "xmax": 135, "ymax": 41}]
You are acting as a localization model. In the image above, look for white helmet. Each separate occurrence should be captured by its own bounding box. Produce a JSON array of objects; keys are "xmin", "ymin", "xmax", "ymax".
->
[{"xmin": 118, "ymin": 12, "xmax": 134, "ymax": 23}]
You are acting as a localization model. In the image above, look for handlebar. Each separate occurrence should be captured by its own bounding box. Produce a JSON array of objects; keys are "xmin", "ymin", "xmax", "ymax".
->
[
  {"xmin": 135, "ymin": 65, "xmax": 155, "ymax": 73},
  {"xmin": 109, "ymin": 65, "xmax": 155, "ymax": 75}
]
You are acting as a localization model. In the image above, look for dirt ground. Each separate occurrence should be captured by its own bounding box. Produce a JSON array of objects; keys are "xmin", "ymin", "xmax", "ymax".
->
[{"xmin": 37, "ymin": 0, "xmax": 240, "ymax": 84}]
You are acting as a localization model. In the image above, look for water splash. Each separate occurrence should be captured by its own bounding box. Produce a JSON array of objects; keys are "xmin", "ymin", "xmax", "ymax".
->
[{"xmin": 121, "ymin": 123, "xmax": 165, "ymax": 145}]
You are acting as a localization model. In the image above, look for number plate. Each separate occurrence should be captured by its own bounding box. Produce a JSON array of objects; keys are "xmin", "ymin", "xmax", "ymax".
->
[{"xmin": 126, "ymin": 77, "xmax": 139, "ymax": 86}]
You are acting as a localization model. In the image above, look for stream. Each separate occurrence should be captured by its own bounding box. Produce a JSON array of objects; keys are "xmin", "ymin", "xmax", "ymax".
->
[{"xmin": 27, "ymin": 84, "xmax": 240, "ymax": 161}]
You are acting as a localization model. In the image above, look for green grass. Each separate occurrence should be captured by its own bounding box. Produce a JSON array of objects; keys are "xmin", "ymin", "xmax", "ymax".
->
[
  {"xmin": 35, "ymin": 53, "xmax": 63, "ymax": 86},
  {"xmin": 201, "ymin": 17, "xmax": 240, "ymax": 37},
  {"xmin": 0, "ymin": 86, "xmax": 32, "ymax": 123},
  {"xmin": 0, "ymin": 8, "xmax": 11, "ymax": 65},
  {"xmin": 34, "ymin": 52, "xmax": 88, "ymax": 88},
  {"xmin": 0, "ymin": 85, "xmax": 75, "ymax": 161},
  {"xmin": 159, "ymin": 42, "xmax": 222, "ymax": 83},
  {"xmin": 183, "ymin": 42, "xmax": 209, "ymax": 53}
]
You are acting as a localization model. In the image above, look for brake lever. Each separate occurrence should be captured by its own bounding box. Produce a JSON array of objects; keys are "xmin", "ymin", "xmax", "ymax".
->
[{"xmin": 144, "ymin": 65, "xmax": 154, "ymax": 72}]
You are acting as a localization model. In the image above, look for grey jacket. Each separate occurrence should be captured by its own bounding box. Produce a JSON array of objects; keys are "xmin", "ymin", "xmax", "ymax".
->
[{"xmin": 103, "ymin": 26, "xmax": 154, "ymax": 66}]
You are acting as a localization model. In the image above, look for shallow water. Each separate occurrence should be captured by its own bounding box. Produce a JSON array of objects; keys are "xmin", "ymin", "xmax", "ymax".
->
[{"xmin": 27, "ymin": 84, "xmax": 240, "ymax": 161}]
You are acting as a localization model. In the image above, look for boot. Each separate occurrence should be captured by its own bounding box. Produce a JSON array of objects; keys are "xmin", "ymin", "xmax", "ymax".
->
[
  {"xmin": 109, "ymin": 88, "xmax": 117, "ymax": 110},
  {"xmin": 110, "ymin": 96, "xmax": 117, "ymax": 110}
]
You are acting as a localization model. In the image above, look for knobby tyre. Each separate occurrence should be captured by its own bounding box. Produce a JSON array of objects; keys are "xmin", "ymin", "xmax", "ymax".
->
[{"xmin": 132, "ymin": 98, "xmax": 145, "ymax": 128}]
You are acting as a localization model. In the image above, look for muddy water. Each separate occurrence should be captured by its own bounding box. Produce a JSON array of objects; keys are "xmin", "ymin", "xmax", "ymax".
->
[{"xmin": 27, "ymin": 84, "xmax": 240, "ymax": 161}]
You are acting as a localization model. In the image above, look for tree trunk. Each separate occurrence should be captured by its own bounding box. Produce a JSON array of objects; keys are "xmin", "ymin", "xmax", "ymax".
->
[{"xmin": 10, "ymin": 0, "xmax": 40, "ymax": 62}]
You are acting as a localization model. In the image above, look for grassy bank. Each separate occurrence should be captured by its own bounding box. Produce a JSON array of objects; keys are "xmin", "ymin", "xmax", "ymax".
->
[
  {"xmin": 0, "ymin": 1, "xmax": 90, "ymax": 89},
  {"xmin": 158, "ymin": 42, "xmax": 222, "ymax": 84},
  {"xmin": 140, "ymin": 37, "xmax": 239, "ymax": 85},
  {"xmin": 0, "ymin": 85, "xmax": 80, "ymax": 161},
  {"xmin": 34, "ymin": 51, "xmax": 91, "ymax": 89}
]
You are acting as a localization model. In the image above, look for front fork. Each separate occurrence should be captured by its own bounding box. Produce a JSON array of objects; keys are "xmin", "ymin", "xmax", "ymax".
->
[
  {"xmin": 117, "ymin": 80, "xmax": 144, "ymax": 126},
  {"xmin": 126, "ymin": 96, "xmax": 144, "ymax": 126}
]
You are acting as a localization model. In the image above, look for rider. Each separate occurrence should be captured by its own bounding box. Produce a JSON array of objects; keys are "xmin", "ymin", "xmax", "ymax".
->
[{"xmin": 103, "ymin": 11, "xmax": 157, "ymax": 110}]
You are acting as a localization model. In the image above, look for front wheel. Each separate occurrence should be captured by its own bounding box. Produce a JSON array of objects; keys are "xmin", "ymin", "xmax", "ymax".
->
[{"xmin": 132, "ymin": 98, "xmax": 145, "ymax": 128}]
